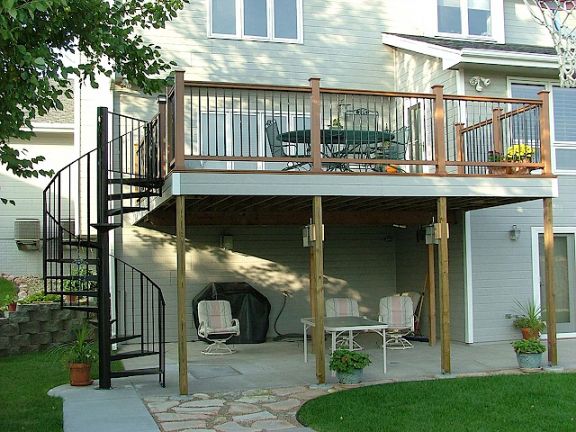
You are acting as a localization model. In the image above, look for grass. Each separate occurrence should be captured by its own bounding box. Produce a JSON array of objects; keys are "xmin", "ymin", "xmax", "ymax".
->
[
  {"xmin": 0, "ymin": 276, "xmax": 17, "ymax": 306},
  {"xmin": 0, "ymin": 351, "xmax": 125, "ymax": 432},
  {"xmin": 297, "ymin": 373, "xmax": 576, "ymax": 432}
]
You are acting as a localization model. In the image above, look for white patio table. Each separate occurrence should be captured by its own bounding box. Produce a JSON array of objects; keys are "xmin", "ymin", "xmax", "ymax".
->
[{"xmin": 301, "ymin": 316, "xmax": 388, "ymax": 373}]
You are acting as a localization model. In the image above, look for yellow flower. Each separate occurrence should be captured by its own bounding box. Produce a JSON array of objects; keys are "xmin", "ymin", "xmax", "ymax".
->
[{"xmin": 506, "ymin": 144, "xmax": 533, "ymax": 161}]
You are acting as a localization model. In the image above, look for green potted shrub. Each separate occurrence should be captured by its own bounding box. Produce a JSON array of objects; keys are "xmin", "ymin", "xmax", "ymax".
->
[
  {"xmin": 329, "ymin": 349, "xmax": 371, "ymax": 384},
  {"xmin": 512, "ymin": 300, "xmax": 546, "ymax": 339},
  {"xmin": 51, "ymin": 322, "xmax": 97, "ymax": 386},
  {"xmin": 512, "ymin": 338, "xmax": 546, "ymax": 370},
  {"xmin": 1, "ymin": 292, "xmax": 18, "ymax": 312},
  {"xmin": 63, "ymin": 267, "xmax": 97, "ymax": 303}
]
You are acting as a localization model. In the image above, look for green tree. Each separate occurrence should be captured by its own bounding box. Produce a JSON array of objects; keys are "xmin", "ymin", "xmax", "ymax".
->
[{"xmin": 0, "ymin": 0, "xmax": 186, "ymax": 204}]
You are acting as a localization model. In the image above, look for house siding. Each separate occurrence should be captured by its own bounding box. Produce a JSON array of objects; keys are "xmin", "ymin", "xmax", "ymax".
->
[
  {"xmin": 116, "ymin": 224, "xmax": 400, "ymax": 342},
  {"xmin": 140, "ymin": 0, "xmax": 395, "ymax": 90},
  {"xmin": 470, "ymin": 176, "xmax": 576, "ymax": 342}
]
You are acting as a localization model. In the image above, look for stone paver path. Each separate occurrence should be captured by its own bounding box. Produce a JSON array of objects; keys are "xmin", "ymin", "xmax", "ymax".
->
[{"xmin": 144, "ymin": 385, "xmax": 350, "ymax": 432}]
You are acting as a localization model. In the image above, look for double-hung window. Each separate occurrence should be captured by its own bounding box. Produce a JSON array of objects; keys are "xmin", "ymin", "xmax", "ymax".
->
[
  {"xmin": 436, "ymin": 0, "xmax": 504, "ymax": 41},
  {"xmin": 209, "ymin": 0, "xmax": 302, "ymax": 43}
]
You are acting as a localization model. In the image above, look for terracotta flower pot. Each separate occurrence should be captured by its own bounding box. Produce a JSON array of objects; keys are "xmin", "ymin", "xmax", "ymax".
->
[
  {"xmin": 521, "ymin": 328, "xmax": 540, "ymax": 340},
  {"xmin": 69, "ymin": 363, "xmax": 93, "ymax": 386},
  {"xmin": 7, "ymin": 302, "xmax": 17, "ymax": 312}
]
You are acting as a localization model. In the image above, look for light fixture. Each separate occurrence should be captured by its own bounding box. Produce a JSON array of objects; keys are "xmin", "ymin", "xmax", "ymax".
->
[{"xmin": 509, "ymin": 225, "xmax": 521, "ymax": 241}]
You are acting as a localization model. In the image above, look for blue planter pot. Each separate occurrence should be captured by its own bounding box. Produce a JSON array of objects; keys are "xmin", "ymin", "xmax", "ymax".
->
[
  {"xmin": 336, "ymin": 368, "xmax": 363, "ymax": 384},
  {"xmin": 516, "ymin": 352, "xmax": 543, "ymax": 369}
]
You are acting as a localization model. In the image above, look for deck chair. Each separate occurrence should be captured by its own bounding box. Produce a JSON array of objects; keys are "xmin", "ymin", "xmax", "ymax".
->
[
  {"xmin": 325, "ymin": 298, "xmax": 363, "ymax": 351},
  {"xmin": 265, "ymin": 120, "xmax": 310, "ymax": 171},
  {"xmin": 400, "ymin": 291, "xmax": 424, "ymax": 335},
  {"xmin": 197, "ymin": 300, "xmax": 240, "ymax": 355},
  {"xmin": 379, "ymin": 295, "xmax": 414, "ymax": 349}
]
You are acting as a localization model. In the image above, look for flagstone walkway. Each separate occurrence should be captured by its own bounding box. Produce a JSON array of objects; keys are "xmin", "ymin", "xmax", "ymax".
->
[{"xmin": 144, "ymin": 384, "xmax": 346, "ymax": 432}]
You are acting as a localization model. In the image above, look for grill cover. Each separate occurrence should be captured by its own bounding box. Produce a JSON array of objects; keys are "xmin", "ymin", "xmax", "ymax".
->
[{"xmin": 192, "ymin": 282, "xmax": 271, "ymax": 344}]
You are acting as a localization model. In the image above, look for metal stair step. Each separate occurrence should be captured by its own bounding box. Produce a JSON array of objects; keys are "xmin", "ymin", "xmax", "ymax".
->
[
  {"xmin": 46, "ymin": 258, "xmax": 99, "ymax": 265},
  {"xmin": 90, "ymin": 222, "xmax": 122, "ymax": 231},
  {"xmin": 60, "ymin": 238, "xmax": 99, "ymax": 249},
  {"xmin": 108, "ymin": 192, "xmax": 152, "ymax": 200},
  {"xmin": 111, "ymin": 350, "xmax": 159, "ymax": 361},
  {"xmin": 62, "ymin": 305, "xmax": 98, "ymax": 312},
  {"xmin": 107, "ymin": 207, "xmax": 146, "ymax": 216},
  {"xmin": 110, "ymin": 367, "xmax": 161, "ymax": 379},
  {"xmin": 108, "ymin": 178, "xmax": 163, "ymax": 188},
  {"xmin": 111, "ymin": 334, "xmax": 142, "ymax": 344}
]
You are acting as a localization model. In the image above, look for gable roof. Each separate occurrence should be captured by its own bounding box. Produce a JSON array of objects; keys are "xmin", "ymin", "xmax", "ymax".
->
[{"xmin": 381, "ymin": 33, "xmax": 558, "ymax": 70}]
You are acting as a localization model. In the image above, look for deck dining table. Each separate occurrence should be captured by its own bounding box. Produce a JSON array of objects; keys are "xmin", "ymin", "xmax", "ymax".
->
[{"xmin": 278, "ymin": 128, "xmax": 400, "ymax": 171}]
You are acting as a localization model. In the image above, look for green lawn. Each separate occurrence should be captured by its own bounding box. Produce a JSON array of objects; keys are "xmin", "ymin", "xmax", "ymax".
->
[
  {"xmin": 297, "ymin": 373, "xmax": 576, "ymax": 432},
  {"xmin": 0, "ymin": 351, "xmax": 124, "ymax": 432}
]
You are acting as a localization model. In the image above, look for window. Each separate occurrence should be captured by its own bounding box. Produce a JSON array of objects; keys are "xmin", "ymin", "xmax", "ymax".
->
[
  {"xmin": 209, "ymin": 0, "xmax": 302, "ymax": 43},
  {"xmin": 511, "ymin": 81, "xmax": 576, "ymax": 173},
  {"xmin": 436, "ymin": 0, "xmax": 503, "ymax": 40}
]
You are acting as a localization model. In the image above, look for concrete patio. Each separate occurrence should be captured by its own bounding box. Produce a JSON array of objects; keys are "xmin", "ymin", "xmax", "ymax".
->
[{"xmin": 51, "ymin": 337, "xmax": 576, "ymax": 432}]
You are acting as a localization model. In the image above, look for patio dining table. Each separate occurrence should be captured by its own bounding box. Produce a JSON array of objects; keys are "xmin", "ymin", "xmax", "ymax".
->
[{"xmin": 301, "ymin": 316, "xmax": 388, "ymax": 374}]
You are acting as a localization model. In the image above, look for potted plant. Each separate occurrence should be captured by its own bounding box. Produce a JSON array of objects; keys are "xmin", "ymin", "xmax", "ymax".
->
[
  {"xmin": 512, "ymin": 300, "xmax": 546, "ymax": 339},
  {"xmin": 512, "ymin": 338, "xmax": 545, "ymax": 370},
  {"xmin": 506, "ymin": 143, "xmax": 534, "ymax": 174},
  {"xmin": 1, "ymin": 292, "xmax": 18, "ymax": 312},
  {"xmin": 51, "ymin": 322, "xmax": 97, "ymax": 386},
  {"xmin": 487, "ymin": 150, "xmax": 507, "ymax": 175},
  {"xmin": 63, "ymin": 267, "xmax": 97, "ymax": 303},
  {"xmin": 329, "ymin": 349, "xmax": 371, "ymax": 384}
]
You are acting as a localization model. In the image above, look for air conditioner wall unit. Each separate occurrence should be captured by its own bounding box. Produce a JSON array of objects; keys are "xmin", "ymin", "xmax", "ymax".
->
[{"xmin": 14, "ymin": 218, "xmax": 41, "ymax": 250}]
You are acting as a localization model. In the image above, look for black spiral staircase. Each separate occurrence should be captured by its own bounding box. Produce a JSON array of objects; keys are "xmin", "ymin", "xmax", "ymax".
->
[{"xmin": 43, "ymin": 108, "xmax": 166, "ymax": 388}]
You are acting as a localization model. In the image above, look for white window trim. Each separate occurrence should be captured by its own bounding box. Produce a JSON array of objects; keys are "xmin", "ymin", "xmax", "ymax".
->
[
  {"xmin": 508, "ymin": 77, "xmax": 576, "ymax": 176},
  {"xmin": 433, "ymin": 0, "xmax": 505, "ymax": 44},
  {"xmin": 207, "ymin": 0, "xmax": 303, "ymax": 44},
  {"xmin": 531, "ymin": 227, "xmax": 576, "ymax": 339}
]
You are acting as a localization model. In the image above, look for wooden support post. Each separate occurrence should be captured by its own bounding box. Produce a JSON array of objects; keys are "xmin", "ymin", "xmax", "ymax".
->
[
  {"xmin": 176, "ymin": 195, "xmax": 188, "ymax": 395},
  {"xmin": 539, "ymin": 91, "xmax": 552, "ymax": 175},
  {"xmin": 432, "ymin": 85, "xmax": 447, "ymax": 175},
  {"xmin": 544, "ymin": 198, "xmax": 557, "ymax": 365},
  {"xmin": 309, "ymin": 78, "xmax": 322, "ymax": 173},
  {"xmin": 174, "ymin": 70, "xmax": 185, "ymax": 171},
  {"xmin": 311, "ymin": 196, "xmax": 325, "ymax": 383},
  {"xmin": 454, "ymin": 123, "xmax": 465, "ymax": 175},
  {"xmin": 428, "ymin": 243, "xmax": 437, "ymax": 346},
  {"xmin": 437, "ymin": 197, "xmax": 451, "ymax": 373},
  {"xmin": 492, "ymin": 108, "xmax": 503, "ymax": 155},
  {"xmin": 308, "ymin": 239, "xmax": 317, "ymax": 348},
  {"xmin": 158, "ymin": 96, "xmax": 167, "ymax": 178}
]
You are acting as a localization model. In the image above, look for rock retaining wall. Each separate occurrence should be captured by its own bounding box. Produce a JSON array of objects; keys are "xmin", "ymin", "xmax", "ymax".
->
[{"xmin": 0, "ymin": 303, "xmax": 86, "ymax": 357}]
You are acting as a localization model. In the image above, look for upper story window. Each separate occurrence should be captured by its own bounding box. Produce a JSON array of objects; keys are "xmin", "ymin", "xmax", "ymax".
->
[
  {"xmin": 436, "ymin": 0, "xmax": 504, "ymax": 41},
  {"xmin": 209, "ymin": 0, "xmax": 303, "ymax": 43}
]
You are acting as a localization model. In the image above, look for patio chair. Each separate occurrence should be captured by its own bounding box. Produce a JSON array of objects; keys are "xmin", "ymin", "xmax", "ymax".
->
[
  {"xmin": 400, "ymin": 291, "xmax": 424, "ymax": 335},
  {"xmin": 378, "ymin": 295, "xmax": 414, "ymax": 349},
  {"xmin": 325, "ymin": 297, "xmax": 364, "ymax": 351},
  {"xmin": 265, "ymin": 120, "xmax": 310, "ymax": 171},
  {"xmin": 197, "ymin": 300, "xmax": 240, "ymax": 355}
]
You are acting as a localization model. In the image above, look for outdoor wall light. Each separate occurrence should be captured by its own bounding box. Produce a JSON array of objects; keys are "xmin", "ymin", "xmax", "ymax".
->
[{"xmin": 509, "ymin": 225, "xmax": 521, "ymax": 241}]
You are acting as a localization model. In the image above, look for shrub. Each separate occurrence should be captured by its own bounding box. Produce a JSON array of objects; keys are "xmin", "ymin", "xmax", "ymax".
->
[{"xmin": 329, "ymin": 349, "xmax": 371, "ymax": 373}]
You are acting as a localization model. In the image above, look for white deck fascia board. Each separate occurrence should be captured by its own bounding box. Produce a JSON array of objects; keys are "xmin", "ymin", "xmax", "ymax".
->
[{"xmin": 169, "ymin": 172, "xmax": 557, "ymax": 199}]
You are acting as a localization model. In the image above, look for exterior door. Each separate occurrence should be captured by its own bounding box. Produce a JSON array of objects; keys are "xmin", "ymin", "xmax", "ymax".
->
[{"xmin": 537, "ymin": 233, "xmax": 576, "ymax": 333}]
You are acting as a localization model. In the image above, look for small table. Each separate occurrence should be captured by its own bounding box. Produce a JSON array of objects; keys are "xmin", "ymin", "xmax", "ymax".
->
[{"xmin": 301, "ymin": 316, "xmax": 388, "ymax": 373}]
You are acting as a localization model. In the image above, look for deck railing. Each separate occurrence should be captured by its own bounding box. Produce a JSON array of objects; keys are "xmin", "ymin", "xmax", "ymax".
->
[{"xmin": 162, "ymin": 71, "xmax": 550, "ymax": 176}]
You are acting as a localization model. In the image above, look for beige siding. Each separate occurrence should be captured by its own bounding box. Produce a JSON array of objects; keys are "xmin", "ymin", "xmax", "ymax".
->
[
  {"xmin": 140, "ymin": 0, "xmax": 396, "ymax": 90},
  {"xmin": 395, "ymin": 50, "xmax": 457, "ymax": 93},
  {"xmin": 0, "ymin": 133, "xmax": 76, "ymax": 276},
  {"xmin": 505, "ymin": 0, "xmax": 554, "ymax": 46},
  {"xmin": 116, "ymin": 224, "xmax": 399, "ymax": 342}
]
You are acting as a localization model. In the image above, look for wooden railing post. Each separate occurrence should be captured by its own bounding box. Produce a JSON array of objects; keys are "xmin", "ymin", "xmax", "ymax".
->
[
  {"xmin": 309, "ymin": 78, "xmax": 322, "ymax": 173},
  {"xmin": 539, "ymin": 91, "xmax": 552, "ymax": 175},
  {"xmin": 174, "ymin": 70, "xmax": 185, "ymax": 171},
  {"xmin": 432, "ymin": 85, "xmax": 447, "ymax": 174},
  {"xmin": 492, "ymin": 108, "xmax": 503, "ymax": 155},
  {"xmin": 157, "ymin": 95, "xmax": 167, "ymax": 178},
  {"xmin": 455, "ymin": 123, "xmax": 464, "ymax": 175}
]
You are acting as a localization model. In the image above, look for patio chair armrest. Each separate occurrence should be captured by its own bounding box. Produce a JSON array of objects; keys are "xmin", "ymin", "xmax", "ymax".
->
[
  {"xmin": 198, "ymin": 320, "xmax": 207, "ymax": 337},
  {"xmin": 232, "ymin": 318, "xmax": 240, "ymax": 335}
]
